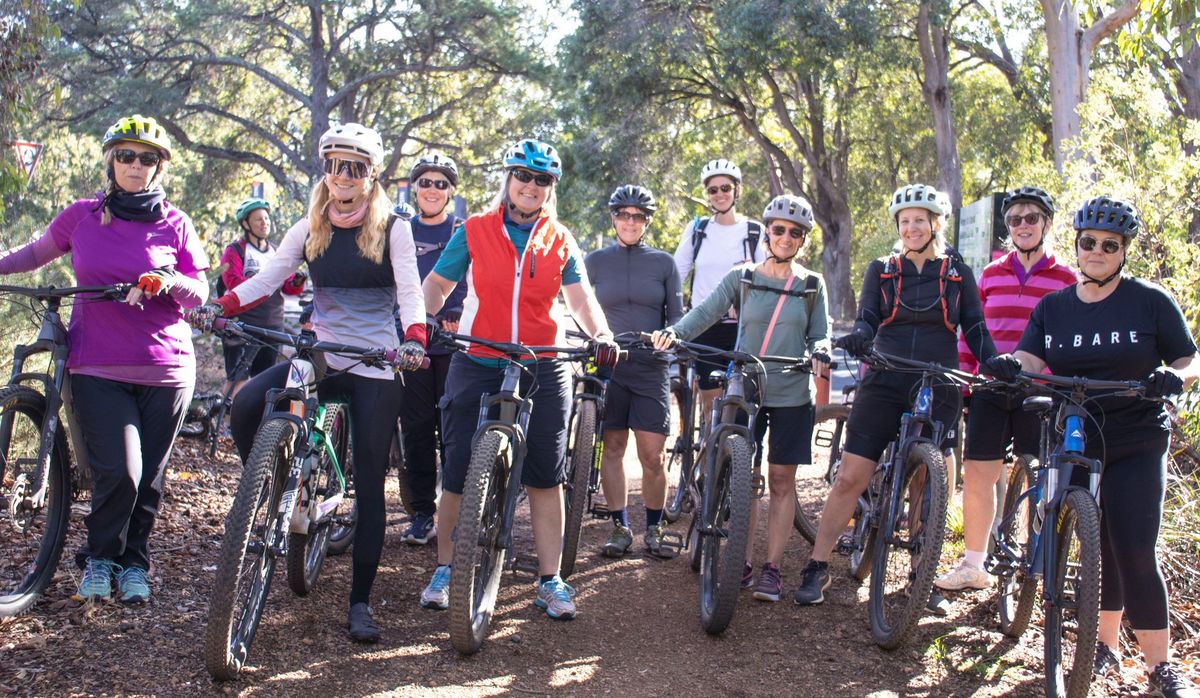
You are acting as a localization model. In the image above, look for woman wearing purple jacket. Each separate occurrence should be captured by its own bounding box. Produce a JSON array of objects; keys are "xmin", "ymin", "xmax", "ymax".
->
[{"xmin": 0, "ymin": 115, "xmax": 210, "ymax": 605}]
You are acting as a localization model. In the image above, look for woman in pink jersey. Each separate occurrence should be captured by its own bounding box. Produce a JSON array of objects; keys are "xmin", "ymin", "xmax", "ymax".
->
[
  {"xmin": 0, "ymin": 115, "xmax": 209, "ymax": 605},
  {"xmin": 935, "ymin": 186, "xmax": 1075, "ymax": 593}
]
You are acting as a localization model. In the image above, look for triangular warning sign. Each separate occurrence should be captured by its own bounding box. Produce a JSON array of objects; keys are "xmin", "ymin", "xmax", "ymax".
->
[{"xmin": 11, "ymin": 141, "xmax": 44, "ymax": 187}]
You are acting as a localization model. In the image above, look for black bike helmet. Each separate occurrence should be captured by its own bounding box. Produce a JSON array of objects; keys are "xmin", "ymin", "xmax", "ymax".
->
[
  {"xmin": 608, "ymin": 184, "xmax": 658, "ymax": 214},
  {"xmin": 408, "ymin": 153, "xmax": 459, "ymax": 187},
  {"xmin": 1002, "ymin": 186, "xmax": 1055, "ymax": 216},
  {"xmin": 1073, "ymin": 196, "xmax": 1140, "ymax": 239}
]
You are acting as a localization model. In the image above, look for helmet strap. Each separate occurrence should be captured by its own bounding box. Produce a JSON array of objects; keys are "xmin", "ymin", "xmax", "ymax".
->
[{"xmin": 1080, "ymin": 261, "xmax": 1123, "ymax": 288}]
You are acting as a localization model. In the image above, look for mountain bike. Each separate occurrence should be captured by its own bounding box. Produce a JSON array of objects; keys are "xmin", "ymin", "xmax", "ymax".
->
[
  {"xmin": 199, "ymin": 317, "xmax": 399, "ymax": 680},
  {"xmin": 560, "ymin": 339, "xmax": 607, "ymax": 579},
  {"xmin": 0, "ymin": 284, "xmax": 129, "ymax": 617},
  {"xmin": 663, "ymin": 352, "xmax": 703, "ymax": 523},
  {"xmin": 988, "ymin": 372, "xmax": 1150, "ymax": 698},
  {"xmin": 438, "ymin": 331, "xmax": 612, "ymax": 655}
]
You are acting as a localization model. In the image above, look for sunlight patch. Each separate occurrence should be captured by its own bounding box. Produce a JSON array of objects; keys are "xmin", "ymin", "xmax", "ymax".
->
[{"xmin": 549, "ymin": 655, "xmax": 601, "ymax": 687}]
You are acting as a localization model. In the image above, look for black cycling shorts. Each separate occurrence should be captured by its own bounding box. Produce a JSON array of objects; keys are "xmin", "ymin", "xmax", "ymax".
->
[
  {"xmin": 963, "ymin": 387, "xmax": 1042, "ymax": 461},
  {"xmin": 439, "ymin": 354, "xmax": 570, "ymax": 494},
  {"xmin": 691, "ymin": 321, "xmax": 739, "ymax": 391},
  {"xmin": 844, "ymin": 368, "xmax": 962, "ymax": 462},
  {"xmin": 753, "ymin": 403, "xmax": 815, "ymax": 466},
  {"xmin": 603, "ymin": 361, "xmax": 671, "ymax": 435}
]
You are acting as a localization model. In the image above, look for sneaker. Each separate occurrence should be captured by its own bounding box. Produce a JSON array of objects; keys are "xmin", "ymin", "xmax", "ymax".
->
[
  {"xmin": 534, "ymin": 576, "xmax": 577, "ymax": 620},
  {"xmin": 643, "ymin": 523, "xmax": 677, "ymax": 559},
  {"xmin": 401, "ymin": 512, "xmax": 436, "ymax": 545},
  {"xmin": 73, "ymin": 558, "xmax": 117, "ymax": 602},
  {"xmin": 793, "ymin": 560, "xmax": 831, "ymax": 606},
  {"xmin": 602, "ymin": 524, "xmax": 633, "ymax": 558},
  {"xmin": 934, "ymin": 561, "xmax": 992, "ymax": 591},
  {"xmin": 1093, "ymin": 642, "xmax": 1120, "ymax": 677},
  {"xmin": 116, "ymin": 566, "xmax": 151, "ymax": 604},
  {"xmin": 348, "ymin": 602, "xmax": 380, "ymax": 643},
  {"xmin": 752, "ymin": 563, "xmax": 783, "ymax": 602},
  {"xmin": 419, "ymin": 564, "xmax": 451, "ymax": 610},
  {"xmin": 741, "ymin": 560, "xmax": 754, "ymax": 589},
  {"xmin": 927, "ymin": 589, "xmax": 951, "ymax": 616},
  {"xmin": 1149, "ymin": 662, "xmax": 1199, "ymax": 698}
]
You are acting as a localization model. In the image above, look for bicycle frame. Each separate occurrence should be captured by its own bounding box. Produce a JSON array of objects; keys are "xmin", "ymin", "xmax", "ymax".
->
[
  {"xmin": 469, "ymin": 360, "xmax": 534, "ymax": 555},
  {"xmin": 695, "ymin": 365, "xmax": 758, "ymax": 539},
  {"xmin": 875, "ymin": 374, "xmax": 942, "ymax": 547}
]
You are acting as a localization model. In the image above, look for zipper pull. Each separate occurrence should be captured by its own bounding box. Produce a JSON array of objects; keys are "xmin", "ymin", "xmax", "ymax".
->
[{"xmin": 530, "ymin": 255, "xmax": 536, "ymax": 278}]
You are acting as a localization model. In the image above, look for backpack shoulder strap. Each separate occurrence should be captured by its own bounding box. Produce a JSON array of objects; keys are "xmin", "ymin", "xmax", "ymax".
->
[
  {"xmin": 745, "ymin": 221, "xmax": 762, "ymax": 262},
  {"xmin": 804, "ymin": 273, "xmax": 818, "ymax": 318},
  {"xmin": 690, "ymin": 217, "xmax": 710, "ymax": 265}
]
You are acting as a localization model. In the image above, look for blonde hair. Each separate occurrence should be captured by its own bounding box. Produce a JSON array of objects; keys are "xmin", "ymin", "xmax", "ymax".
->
[
  {"xmin": 488, "ymin": 171, "xmax": 558, "ymax": 220},
  {"xmin": 304, "ymin": 174, "xmax": 392, "ymax": 263},
  {"xmin": 98, "ymin": 146, "xmax": 169, "ymax": 226}
]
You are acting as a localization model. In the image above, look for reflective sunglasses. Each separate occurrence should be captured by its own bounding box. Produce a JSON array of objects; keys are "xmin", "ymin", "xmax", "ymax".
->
[
  {"xmin": 612, "ymin": 210, "xmax": 650, "ymax": 224},
  {"xmin": 417, "ymin": 177, "xmax": 451, "ymax": 190},
  {"xmin": 112, "ymin": 149, "xmax": 162, "ymax": 167},
  {"xmin": 706, "ymin": 183, "xmax": 734, "ymax": 196},
  {"xmin": 510, "ymin": 168, "xmax": 555, "ymax": 187},
  {"xmin": 1005, "ymin": 212, "xmax": 1044, "ymax": 228},
  {"xmin": 323, "ymin": 157, "xmax": 371, "ymax": 180},
  {"xmin": 769, "ymin": 224, "xmax": 806, "ymax": 239},
  {"xmin": 1077, "ymin": 235, "xmax": 1122, "ymax": 255}
]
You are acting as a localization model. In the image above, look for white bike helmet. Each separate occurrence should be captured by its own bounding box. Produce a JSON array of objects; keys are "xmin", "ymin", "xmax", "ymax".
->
[
  {"xmin": 700, "ymin": 159, "xmax": 742, "ymax": 187},
  {"xmin": 888, "ymin": 183, "xmax": 944, "ymax": 218},
  {"xmin": 319, "ymin": 123, "xmax": 385, "ymax": 166}
]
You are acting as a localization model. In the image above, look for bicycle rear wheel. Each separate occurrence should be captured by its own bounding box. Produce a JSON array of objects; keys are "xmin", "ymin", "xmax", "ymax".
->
[
  {"xmin": 326, "ymin": 410, "xmax": 357, "ymax": 557},
  {"xmin": 664, "ymin": 382, "xmax": 696, "ymax": 523},
  {"xmin": 560, "ymin": 399, "xmax": 596, "ymax": 579},
  {"xmin": 868, "ymin": 442, "xmax": 948, "ymax": 649},
  {"xmin": 449, "ymin": 430, "xmax": 509, "ymax": 655},
  {"xmin": 997, "ymin": 454, "xmax": 1038, "ymax": 638},
  {"xmin": 795, "ymin": 403, "xmax": 850, "ymax": 543},
  {"xmin": 698, "ymin": 434, "xmax": 752, "ymax": 635},
  {"xmin": 1044, "ymin": 487, "xmax": 1101, "ymax": 698},
  {"xmin": 287, "ymin": 404, "xmax": 350, "ymax": 596},
  {"xmin": 0, "ymin": 386, "xmax": 70, "ymax": 617},
  {"xmin": 204, "ymin": 418, "xmax": 293, "ymax": 680}
]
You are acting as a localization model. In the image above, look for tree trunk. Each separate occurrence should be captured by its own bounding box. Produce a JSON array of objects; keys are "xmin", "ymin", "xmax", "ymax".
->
[
  {"xmin": 917, "ymin": 2, "xmax": 962, "ymax": 212},
  {"xmin": 308, "ymin": 0, "xmax": 330, "ymax": 186},
  {"xmin": 1041, "ymin": 0, "xmax": 1140, "ymax": 172},
  {"xmin": 1175, "ymin": 34, "xmax": 1200, "ymax": 242}
]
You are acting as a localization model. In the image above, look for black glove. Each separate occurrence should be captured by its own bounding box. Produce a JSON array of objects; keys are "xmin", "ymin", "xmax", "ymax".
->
[
  {"xmin": 439, "ymin": 308, "xmax": 462, "ymax": 325},
  {"xmin": 984, "ymin": 353, "xmax": 1022, "ymax": 382},
  {"xmin": 834, "ymin": 331, "xmax": 870, "ymax": 357},
  {"xmin": 592, "ymin": 339, "xmax": 620, "ymax": 369},
  {"xmin": 285, "ymin": 271, "xmax": 308, "ymax": 291},
  {"xmin": 812, "ymin": 351, "xmax": 831, "ymax": 365},
  {"xmin": 1145, "ymin": 366, "xmax": 1184, "ymax": 398}
]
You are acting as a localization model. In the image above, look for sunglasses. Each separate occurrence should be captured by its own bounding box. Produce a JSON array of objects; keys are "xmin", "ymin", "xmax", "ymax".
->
[
  {"xmin": 612, "ymin": 211, "xmax": 650, "ymax": 224},
  {"xmin": 769, "ymin": 224, "xmax": 806, "ymax": 239},
  {"xmin": 417, "ymin": 177, "xmax": 451, "ymax": 190},
  {"xmin": 1005, "ymin": 212, "xmax": 1044, "ymax": 228},
  {"xmin": 706, "ymin": 183, "xmax": 734, "ymax": 196},
  {"xmin": 1077, "ymin": 235, "xmax": 1123, "ymax": 255},
  {"xmin": 112, "ymin": 149, "xmax": 162, "ymax": 167},
  {"xmin": 510, "ymin": 168, "xmax": 555, "ymax": 187},
  {"xmin": 323, "ymin": 157, "xmax": 371, "ymax": 180}
]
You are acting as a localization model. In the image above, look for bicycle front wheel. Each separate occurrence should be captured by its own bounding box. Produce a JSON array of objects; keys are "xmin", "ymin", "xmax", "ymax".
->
[
  {"xmin": 868, "ymin": 442, "xmax": 948, "ymax": 650},
  {"xmin": 560, "ymin": 399, "xmax": 596, "ymax": 579},
  {"xmin": 698, "ymin": 434, "xmax": 752, "ymax": 635},
  {"xmin": 204, "ymin": 418, "xmax": 293, "ymax": 680},
  {"xmin": 1044, "ymin": 487, "xmax": 1101, "ymax": 698},
  {"xmin": 287, "ymin": 404, "xmax": 350, "ymax": 596},
  {"xmin": 997, "ymin": 454, "xmax": 1038, "ymax": 638},
  {"xmin": 0, "ymin": 386, "xmax": 71, "ymax": 617},
  {"xmin": 449, "ymin": 430, "xmax": 510, "ymax": 655},
  {"xmin": 795, "ymin": 403, "xmax": 850, "ymax": 543}
]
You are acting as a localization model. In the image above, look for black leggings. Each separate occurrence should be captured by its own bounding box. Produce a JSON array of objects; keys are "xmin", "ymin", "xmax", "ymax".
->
[
  {"xmin": 1083, "ymin": 432, "xmax": 1171, "ymax": 630},
  {"xmin": 230, "ymin": 364, "xmax": 404, "ymax": 606}
]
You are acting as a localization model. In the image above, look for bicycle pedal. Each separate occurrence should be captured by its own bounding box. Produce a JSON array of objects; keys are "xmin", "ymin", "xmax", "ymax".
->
[
  {"xmin": 750, "ymin": 473, "xmax": 767, "ymax": 500},
  {"xmin": 680, "ymin": 491, "xmax": 696, "ymax": 514},
  {"xmin": 507, "ymin": 552, "xmax": 539, "ymax": 578},
  {"xmin": 834, "ymin": 534, "xmax": 858, "ymax": 556},
  {"xmin": 657, "ymin": 531, "xmax": 684, "ymax": 556},
  {"xmin": 590, "ymin": 504, "xmax": 610, "ymax": 520}
]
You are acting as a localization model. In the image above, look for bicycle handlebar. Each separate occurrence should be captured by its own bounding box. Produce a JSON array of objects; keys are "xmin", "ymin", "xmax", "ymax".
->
[
  {"xmin": 211, "ymin": 317, "xmax": 409, "ymax": 369},
  {"xmin": 984, "ymin": 370, "xmax": 1149, "ymax": 397},
  {"xmin": 637, "ymin": 331, "xmax": 830, "ymax": 372},
  {"xmin": 0, "ymin": 283, "xmax": 132, "ymax": 301},
  {"xmin": 436, "ymin": 330, "xmax": 615, "ymax": 362},
  {"xmin": 858, "ymin": 348, "xmax": 977, "ymax": 385}
]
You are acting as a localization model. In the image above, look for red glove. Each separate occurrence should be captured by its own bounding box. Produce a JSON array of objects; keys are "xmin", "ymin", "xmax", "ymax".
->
[{"xmin": 135, "ymin": 268, "xmax": 176, "ymax": 297}]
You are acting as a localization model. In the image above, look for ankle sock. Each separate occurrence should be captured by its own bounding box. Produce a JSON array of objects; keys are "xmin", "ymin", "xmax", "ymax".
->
[
  {"xmin": 964, "ymin": 550, "xmax": 987, "ymax": 569},
  {"xmin": 539, "ymin": 574, "xmax": 555, "ymax": 585},
  {"xmin": 645, "ymin": 507, "xmax": 663, "ymax": 530},
  {"xmin": 611, "ymin": 509, "xmax": 629, "ymax": 527}
]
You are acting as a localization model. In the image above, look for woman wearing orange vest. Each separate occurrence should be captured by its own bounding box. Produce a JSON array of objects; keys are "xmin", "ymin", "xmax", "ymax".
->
[{"xmin": 420, "ymin": 139, "xmax": 617, "ymax": 620}]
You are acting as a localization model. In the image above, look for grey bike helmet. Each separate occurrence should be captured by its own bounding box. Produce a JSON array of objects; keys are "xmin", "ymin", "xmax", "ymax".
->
[{"xmin": 762, "ymin": 194, "xmax": 814, "ymax": 230}]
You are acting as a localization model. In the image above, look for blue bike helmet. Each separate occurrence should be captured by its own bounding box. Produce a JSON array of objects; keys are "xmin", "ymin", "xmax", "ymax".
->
[
  {"xmin": 1073, "ymin": 196, "xmax": 1141, "ymax": 239},
  {"xmin": 503, "ymin": 139, "xmax": 562, "ymax": 180}
]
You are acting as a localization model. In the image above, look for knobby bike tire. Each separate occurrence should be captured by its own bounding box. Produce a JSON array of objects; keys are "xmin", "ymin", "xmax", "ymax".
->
[
  {"xmin": 687, "ymin": 509, "xmax": 703, "ymax": 572},
  {"xmin": 203, "ymin": 418, "xmax": 294, "ymax": 680},
  {"xmin": 390, "ymin": 422, "xmax": 417, "ymax": 518},
  {"xmin": 699, "ymin": 434, "xmax": 752, "ymax": 635},
  {"xmin": 847, "ymin": 489, "xmax": 879, "ymax": 582},
  {"xmin": 449, "ymin": 430, "xmax": 509, "ymax": 655},
  {"xmin": 326, "ymin": 411, "xmax": 357, "ymax": 557},
  {"xmin": 665, "ymin": 383, "xmax": 696, "ymax": 523},
  {"xmin": 795, "ymin": 403, "xmax": 851, "ymax": 543},
  {"xmin": 0, "ymin": 386, "xmax": 70, "ymax": 617},
  {"xmin": 286, "ymin": 404, "xmax": 350, "ymax": 596},
  {"xmin": 207, "ymin": 396, "xmax": 231, "ymax": 459},
  {"xmin": 1044, "ymin": 487, "xmax": 1101, "ymax": 698},
  {"xmin": 997, "ymin": 454, "xmax": 1038, "ymax": 638},
  {"xmin": 868, "ymin": 442, "xmax": 948, "ymax": 650},
  {"xmin": 560, "ymin": 400, "xmax": 596, "ymax": 579}
]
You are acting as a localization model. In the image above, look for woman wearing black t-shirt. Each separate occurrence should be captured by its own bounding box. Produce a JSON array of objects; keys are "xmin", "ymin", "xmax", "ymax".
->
[{"xmin": 1010, "ymin": 196, "xmax": 1199, "ymax": 696}]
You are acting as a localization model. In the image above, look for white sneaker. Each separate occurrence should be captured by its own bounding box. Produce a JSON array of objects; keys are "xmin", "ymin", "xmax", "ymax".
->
[
  {"xmin": 419, "ymin": 564, "xmax": 450, "ymax": 610},
  {"xmin": 934, "ymin": 561, "xmax": 992, "ymax": 591}
]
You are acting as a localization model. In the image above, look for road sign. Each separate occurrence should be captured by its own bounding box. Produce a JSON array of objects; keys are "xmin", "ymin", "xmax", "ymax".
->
[{"xmin": 10, "ymin": 141, "xmax": 44, "ymax": 187}]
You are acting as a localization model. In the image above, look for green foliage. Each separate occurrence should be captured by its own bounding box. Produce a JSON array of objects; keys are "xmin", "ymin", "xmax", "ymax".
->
[{"xmin": 0, "ymin": 0, "xmax": 58, "ymax": 214}]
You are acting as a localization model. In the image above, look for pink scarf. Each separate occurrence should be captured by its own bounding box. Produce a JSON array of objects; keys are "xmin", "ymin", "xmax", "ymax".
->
[{"xmin": 326, "ymin": 199, "xmax": 368, "ymax": 228}]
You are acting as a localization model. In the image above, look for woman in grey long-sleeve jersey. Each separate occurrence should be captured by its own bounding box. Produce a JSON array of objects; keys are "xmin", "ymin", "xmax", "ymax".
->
[
  {"xmin": 653, "ymin": 194, "xmax": 830, "ymax": 603},
  {"xmin": 584, "ymin": 185, "xmax": 684, "ymax": 558}
]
